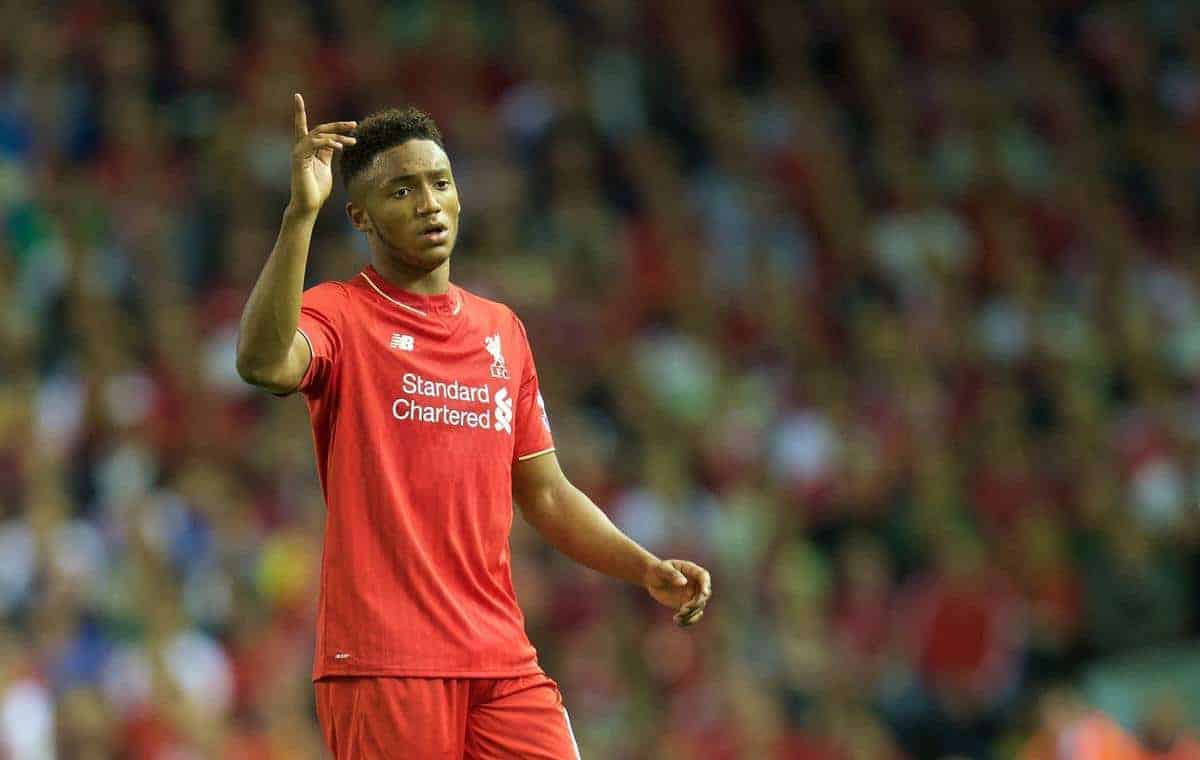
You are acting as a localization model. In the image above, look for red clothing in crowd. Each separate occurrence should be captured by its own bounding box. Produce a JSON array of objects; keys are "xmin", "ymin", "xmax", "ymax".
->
[{"xmin": 1057, "ymin": 714, "xmax": 1200, "ymax": 760}]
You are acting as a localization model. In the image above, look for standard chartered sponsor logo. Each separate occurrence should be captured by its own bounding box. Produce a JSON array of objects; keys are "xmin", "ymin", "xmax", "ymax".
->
[
  {"xmin": 392, "ymin": 397, "xmax": 493, "ymax": 428},
  {"xmin": 494, "ymin": 388, "xmax": 513, "ymax": 434},
  {"xmin": 392, "ymin": 372, "xmax": 511, "ymax": 435},
  {"xmin": 402, "ymin": 372, "xmax": 490, "ymax": 403}
]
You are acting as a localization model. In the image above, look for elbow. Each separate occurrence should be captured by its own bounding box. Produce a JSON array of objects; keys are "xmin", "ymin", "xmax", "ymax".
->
[
  {"xmin": 235, "ymin": 353, "xmax": 264, "ymax": 386},
  {"xmin": 236, "ymin": 344, "xmax": 303, "ymax": 394},
  {"xmin": 235, "ymin": 332, "xmax": 279, "ymax": 388},
  {"xmin": 234, "ymin": 332, "xmax": 258, "ymax": 384},
  {"xmin": 235, "ymin": 353, "xmax": 284, "ymax": 390}
]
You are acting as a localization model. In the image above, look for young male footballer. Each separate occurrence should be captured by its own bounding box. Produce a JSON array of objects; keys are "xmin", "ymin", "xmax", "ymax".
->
[{"xmin": 235, "ymin": 94, "xmax": 712, "ymax": 758}]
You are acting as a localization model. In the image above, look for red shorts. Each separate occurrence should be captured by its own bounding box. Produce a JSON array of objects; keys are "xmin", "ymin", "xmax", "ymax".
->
[{"xmin": 314, "ymin": 672, "xmax": 581, "ymax": 759}]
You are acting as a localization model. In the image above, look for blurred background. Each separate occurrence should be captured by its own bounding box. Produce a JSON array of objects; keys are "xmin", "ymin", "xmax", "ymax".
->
[{"xmin": 1, "ymin": 0, "xmax": 1200, "ymax": 757}]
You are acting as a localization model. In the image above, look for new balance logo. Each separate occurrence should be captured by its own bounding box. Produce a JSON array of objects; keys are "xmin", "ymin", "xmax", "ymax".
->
[{"xmin": 390, "ymin": 334, "xmax": 414, "ymax": 351}]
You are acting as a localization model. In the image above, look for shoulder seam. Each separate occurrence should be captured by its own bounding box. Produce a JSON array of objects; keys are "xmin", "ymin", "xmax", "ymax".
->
[{"xmin": 506, "ymin": 305, "xmax": 525, "ymax": 332}]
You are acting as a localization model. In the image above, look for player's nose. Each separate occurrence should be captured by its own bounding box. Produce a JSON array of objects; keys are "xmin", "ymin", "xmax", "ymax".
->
[{"xmin": 415, "ymin": 186, "xmax": 442, "ymax": 215}]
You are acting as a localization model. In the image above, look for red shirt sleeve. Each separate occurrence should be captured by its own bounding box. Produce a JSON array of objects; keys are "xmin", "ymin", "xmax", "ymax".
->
[
  {"xmin": 292, "ymin": 282, "xmax": 348, "ymax": 398},
  {"xmin": 511, "ymin": 315, "xmax": 555, "ymax": 461}
]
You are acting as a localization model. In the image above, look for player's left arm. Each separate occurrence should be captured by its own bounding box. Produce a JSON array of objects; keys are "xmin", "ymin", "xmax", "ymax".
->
[{"xmin": 512, "ymin": 452, "xmax": 712, "ymax": 626}]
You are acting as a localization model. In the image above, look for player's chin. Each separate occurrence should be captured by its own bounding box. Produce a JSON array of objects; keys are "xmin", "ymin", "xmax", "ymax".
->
[{"xmin": 401, "ymin": 243, "xmax": 453, "ymax": 270}]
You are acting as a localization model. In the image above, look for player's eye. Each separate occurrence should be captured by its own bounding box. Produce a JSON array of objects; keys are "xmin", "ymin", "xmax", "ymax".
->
[
  {"xmin": 392, "ymin": 188, "xmax": 410, "ymax": 199},
  {"xmin": 435, "ymin": 180, "xmax": 451, "ymax": 190}
]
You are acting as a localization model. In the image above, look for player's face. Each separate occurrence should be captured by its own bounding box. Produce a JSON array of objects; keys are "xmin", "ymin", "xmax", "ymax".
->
[{"xmin": 349, "ymin": 139, "xmax": 461, "ymax": 271}]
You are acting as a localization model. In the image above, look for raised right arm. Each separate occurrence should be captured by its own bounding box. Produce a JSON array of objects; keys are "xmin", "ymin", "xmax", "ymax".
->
[
  {"xmin": 234, "ymin": 206, "xmax": 319, "ymax": 393},
  {"xmin": 235, "ymin": 94, "xmax": 356, "ymax": 394}
]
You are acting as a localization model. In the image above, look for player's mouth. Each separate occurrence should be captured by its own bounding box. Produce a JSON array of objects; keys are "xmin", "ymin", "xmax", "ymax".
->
[{"xmin": 418, "ymin": 222, "xmax": 449, "ymax": 245}]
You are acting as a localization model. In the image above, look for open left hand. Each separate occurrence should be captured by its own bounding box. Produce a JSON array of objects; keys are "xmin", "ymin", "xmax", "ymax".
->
[{"xmin": 644, "ymin": 558, "xmax": 712, "ymax": 627}]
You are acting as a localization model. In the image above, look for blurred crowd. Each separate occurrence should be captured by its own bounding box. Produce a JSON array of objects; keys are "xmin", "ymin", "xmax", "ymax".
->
[{"xmin": 2, "ymin": 0, "xmax": 1200, "ymax": 757}]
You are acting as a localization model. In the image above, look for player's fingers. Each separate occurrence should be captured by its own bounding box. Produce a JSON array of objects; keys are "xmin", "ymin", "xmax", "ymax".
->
[
  {"xmin": 294, "ymin": 93, "xmax": 309, "ymax": 140},
  {"xmin": 681, "ymin": 569, "xmax": 705, "ymax": 614},
  {"xmin": 656, "ymin": 561, "xmax": 687, "ymax": 587},
  {"xmin": 679, "ymin": 562, "xmax": 711, "ymax": 596},
  {"xmin": 297, "ymin": 135, "xmax": 351, "ymax": 155},
  {"xmin": 315, "ymin": 134, "xmax": 356, "ymax": 147},
  {"xmin": 676, "ymin": 608, "xmax": 704, "ymax": 626},
  {"xmin": 297, "ymin": 136, "xmax": 345, "ymax": 156},
  {"xmin": 310, "ymin": 121, "xmax": 358, "ymax": 135},
  {"xmin": 679, "ymin": 593, "xmax": 709, "ymax": 617},
  {"xmin": 313, "ymin": 136, "xmax": 346, "ymax": 151},
  {"xmin": 675, "ymin": 561, "xmax": 711, "ymax": 594}
]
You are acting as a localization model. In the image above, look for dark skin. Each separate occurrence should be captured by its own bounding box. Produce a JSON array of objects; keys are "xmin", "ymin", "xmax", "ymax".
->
[
  {"xmin": 239, "ymin": 94, "xmax": 712, "ymax": 626},
  {"xmin": 345, "ymin": 138, "xmax": 461, "ymax": 296}
]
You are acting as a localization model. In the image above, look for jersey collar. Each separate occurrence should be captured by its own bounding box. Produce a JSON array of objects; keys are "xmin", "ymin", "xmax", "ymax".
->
[{"xmin": 359, "ymin": 266, "xmax": 463, "ymax": 318}]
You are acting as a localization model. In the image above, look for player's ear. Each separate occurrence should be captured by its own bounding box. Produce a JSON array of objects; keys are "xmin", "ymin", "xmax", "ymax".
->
[{"xmin": 346, "ymin": 201, "xmax": 371, "ymax": 233}]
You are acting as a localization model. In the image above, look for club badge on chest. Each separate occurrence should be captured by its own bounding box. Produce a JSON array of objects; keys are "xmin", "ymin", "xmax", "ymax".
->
[{"xmin": 485, "ymin": 333, "xmax": 510, "ymax": 379}]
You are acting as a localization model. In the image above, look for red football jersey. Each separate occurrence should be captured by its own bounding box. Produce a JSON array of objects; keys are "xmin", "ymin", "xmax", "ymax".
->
[{"xmin": 289, "ymin": 265, "xmax": 555, "ymax": 679}]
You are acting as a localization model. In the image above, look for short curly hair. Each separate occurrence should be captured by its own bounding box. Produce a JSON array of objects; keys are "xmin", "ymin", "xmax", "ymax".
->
[{"xmin": 340, "ymin": 106, "xmax": 445, "ymax": 190}]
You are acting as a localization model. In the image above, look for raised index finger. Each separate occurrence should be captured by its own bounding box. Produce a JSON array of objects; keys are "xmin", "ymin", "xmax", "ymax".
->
[{"xmin": 294, "ymin": 93, "xmax": 309, "ymax": 140}]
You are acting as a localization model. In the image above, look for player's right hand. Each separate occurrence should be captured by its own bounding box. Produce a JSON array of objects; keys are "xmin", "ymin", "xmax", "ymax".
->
[{"xmin": 290, "ymin": 93, "xmax": 357, "ymax": 215}]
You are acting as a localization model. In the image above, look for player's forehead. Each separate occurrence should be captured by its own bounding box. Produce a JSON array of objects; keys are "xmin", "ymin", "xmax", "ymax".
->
[{"xmin": 366, "ymin": 139, "xmax": 452, "ymax": 186}]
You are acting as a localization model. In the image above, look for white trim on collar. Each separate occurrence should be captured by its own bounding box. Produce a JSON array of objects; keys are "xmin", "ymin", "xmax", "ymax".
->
[
  {"xmin": 358, "ymin": 271, "xmax": 427, "ymax": 316},
  {"xmin": 358, "ymin": 271, "xmax": 463, "ymax": 317}
]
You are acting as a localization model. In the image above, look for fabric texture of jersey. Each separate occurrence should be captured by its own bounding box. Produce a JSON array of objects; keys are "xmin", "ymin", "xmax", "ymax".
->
[{"xmin": 291, "ymin": 265, "xmax": 555, "ymax": 679}]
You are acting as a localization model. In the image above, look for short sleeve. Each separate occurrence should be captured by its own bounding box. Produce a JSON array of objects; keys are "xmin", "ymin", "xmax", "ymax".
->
[
  {"xmin": 289, "ymin": 282, "xmax": 347, "ymax": 398},
  {"xmin": 511, "ymin": 316, "xmax": 555, "ymax": 462}
]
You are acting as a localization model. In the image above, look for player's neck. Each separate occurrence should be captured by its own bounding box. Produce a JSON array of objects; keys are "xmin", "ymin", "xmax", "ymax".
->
[{"xmin": 369, "ymin": 254, "xmax": 451, "ymax": 296}]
